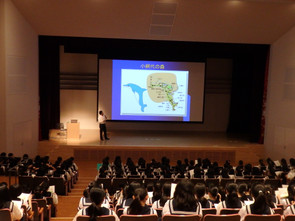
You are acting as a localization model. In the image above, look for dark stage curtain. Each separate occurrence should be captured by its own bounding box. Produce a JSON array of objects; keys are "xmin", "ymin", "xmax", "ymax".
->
[
  {"xmin": 227, "ymin": 51, "xmax": 269, "ymax": 142},
  {"xmin": 39, "ymin": 37, "xmax": 60, "ymax": 140}
]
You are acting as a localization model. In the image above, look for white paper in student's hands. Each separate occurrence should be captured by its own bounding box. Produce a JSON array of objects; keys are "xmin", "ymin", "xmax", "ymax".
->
[{"xmin": 170, "ymin": 183, "xmax": 177, "ymax": 198}]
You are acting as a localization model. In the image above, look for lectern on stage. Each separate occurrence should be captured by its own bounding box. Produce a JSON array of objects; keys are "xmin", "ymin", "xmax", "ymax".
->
[{"xmin": 67, "ymin": 120, "xmax": 80, "ymax": 140}]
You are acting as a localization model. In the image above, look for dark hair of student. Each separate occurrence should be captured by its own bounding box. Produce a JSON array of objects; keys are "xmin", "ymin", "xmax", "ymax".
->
[
  {"xmin": 264, "ymin": 185, "xmax": 276, "ymax": 208},
  {"xmin": 86, "ymin": 188, "xmax": 106, "ymax": 221},
  {"xmin": 288, "ymin": 184, "xmax": 295, "ymax": 203},
  {"xmin": 0, "ymin": 184, "xmax": 11, "ymax": 209},
  {"xmin": 250, "ymin": 184, "xmax": 270, "ymax": 215},
  {"xmin": 160, "ymin": 183, "xmax": 171, "ymax": 206},
  {"xmin": 83, "ymin": 189, "xmax": 89, "ymax": 198},
  {"xmin": 124, "ymin": 182, "xmax": 141, "ymax": 199},
  {"xmin": 153, "ymin": 182, "xmax": 162, "ymax": 202},
  {"xmin": 9, "ymin": 184, "xmax": 23, "ymax": 200},
  {"xmin": 225, "ymin": 183, "xmax": 241, "ymax": 208},
  {"xmin": 33, "ymin": 186, "xmax": 43, "ymax": 199},
  {"xmin": 147, "ymin": 183, "xmax": 154, "ymax": 192},
  {"xmin": 128, "ymin": 187, "xmax": 148, "ymax": 215},
  {"xmin": 208, "ymin": 185, "xmax": 220, "ymax": 203},
  {"xmin": 238, "ymin": 183, "xmax": 249, "ymax": 203},
  {"xmin": 194, "ymin": 183, "xmax": 209, "ymax": 208},
  {"xmin": 174, "ymin": 180, "xmax": 197, "ymax": 211}
]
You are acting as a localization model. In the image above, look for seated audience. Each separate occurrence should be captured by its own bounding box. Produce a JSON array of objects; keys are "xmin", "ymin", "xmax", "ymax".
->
[
  {"xmin": 194, "ymin": 183, "xmax": 214, "ymax": 208},
  {"xmin": 216, "ymin": 183, "xmax": 243, "ymax": 214},
  {"xmin": 152, "ymin": 182, "xmax": 171, "ymax": 210},
  {"xmin": 239, "ymin": 184, "xmax": 274, "ymax": 221},
  {"xmin": 73, "ymin": 187, "xmax": 119, "ymax": 221},
  {"xmin": 208, "ymin": 185, "xmax": 221, "ymax": 204},
  {"xmin": 238, "ymin": 183, "xmax": 252, "ymax": 203},
  {"xmin": 123, "ymin": 187, "xmax": 157, "ymax": 215},
  {"xmin": 162, "ymin": 179, "xmax": 202, "ymax": 216},
  {"xmin": 0, "ymin": 183, "xmax": 23, "ymax": 221}
]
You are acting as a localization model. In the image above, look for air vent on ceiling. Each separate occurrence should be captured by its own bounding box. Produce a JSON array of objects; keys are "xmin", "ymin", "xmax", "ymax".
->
[{"xmin": 150, "ymin": 1, "xmax": 178, "ymax": 36}]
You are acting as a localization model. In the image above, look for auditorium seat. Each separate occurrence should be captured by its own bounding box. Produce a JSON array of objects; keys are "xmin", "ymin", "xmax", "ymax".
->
[
  {"xmin": 244, "ymin": 214, "xmax": 281, "ymax": 221},
  {"xmin": 77, "ymin": 215, "xmax": 116, "ymax": 221},
  {"xmin": 202, "ymin": 208, "xmax": 217, "ymax": 216},
  {"xmin": 32, "ymin": 201, "xmax": 44, "ymax": 221},
  {"xmin": 220, "ymin": 209, "xmax": 240, "ymax": 215},
  {"xmin": 264, "ymin": 179, "xmax": 281, "ymax": 190},
  {"xmin": 272, "ymin": 208, "xmax": 283, "ymax": 215},
  {"xmin": 46, "ymin": 197, "xmax": 56, "ymax": 217},
  {"xmin": 203, "ymin": 214, "xmax": 240, "ymax": 221},
  {"xmin": 49, "ymin": 177, "xmax": 68, "ymax": 195},
  {"xmin": 33, "ymin": 199, "xmax": 51, "ymax": 221},
  {"xmin": 155, "ymin": 208, "xmax": 163, "ymax": 218},
  {"xmin": 220, "ymin": 179, "xmax": 235, "ymax": 188},
  {"xmin": 163, "ymin": 214, "xmax": 202, "ymax": 221},
  {"xmin": 120, "ymin": 214, "xmax": 158, "ymax": 221},
  {"xmin": 95, "ymin": 178, "xmax": 112, "ymax": 192},
  {"xmin": 0, "ymin": 209, "xmax": 12, "ymax": 221},
  {"xmin": 285, "ymin": 215, "xmax": 295, "ymax": 221},
  {"xmin": 205, "ymin": 178, "xmax": 219, "ymax": 187},
  {"xmin": 111, "ymin": 178, "xmax": 128, "ymax": 194}
]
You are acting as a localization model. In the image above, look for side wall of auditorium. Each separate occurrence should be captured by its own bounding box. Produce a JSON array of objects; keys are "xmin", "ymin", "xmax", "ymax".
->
[
  {"xmin": 266, "ymin": 25, "xmax": 295, "ymax": 160},
  {"xmin": 0, "ymin": 0, "xmax": 38, "ymax": 156}
]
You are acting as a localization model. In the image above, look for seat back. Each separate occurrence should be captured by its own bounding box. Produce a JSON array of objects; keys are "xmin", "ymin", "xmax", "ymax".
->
[
  {"xmin": 0, "ymin": 209, "xmax": 12, "ymax": 221},
  {"xmin": 203, "ymin": 214, "xmax": 241, "ymax": 221},
  {"xmin": 49, "ymin": 177, "xmax": 67, "ymax": 195},
  {"xmin": 116, "ymin": 208, "xmax": 124, "ymax": 218},
  {"xmin": 220, "ymin": 179, "xmax": 235, "ymax": 188},
  {"xmin": 205, "ymin": 178, "xmax": 219, "ymax": 187},
  {"xmin": 77, "ymin": 215, "xmax": 116, "ymax": 221},
  {"xmin": 220, "ymin": 209, "xmax": 240, "ymax": 215},
  {"xmin": 163, "ymin": 214, "xmax": 202, "ymax": 221},
  {"xmin": 272, "ymin": 208, "xmax": 283, "ymax": 215},
  {"xmin": 202, "ymin": 208, "xmax": 217, "ymax": 216},
  {"xmin": 285, "ymin": 215, "xmax": 295, "ymax": 221},
  {"xmin": 120, "ymin": 214, "xmax": 158, "ymax": 221},
  {"xmin": 244, "ymin": 214, "xmax": 281, "ymax": 221},
  {"xmin": 155, "ymin": 208, "xmax": 163, "ymax": 218},
  {"xmin": 33, "ymin": 199, "xmax": 51, "ymax": 221},
  {"xmin": 31, "ymin": 201, "xmax": 44, "ymax": 221},
  {"xmin": 46, "ymin": 197, "xmax": 56, "ymax": 217}
]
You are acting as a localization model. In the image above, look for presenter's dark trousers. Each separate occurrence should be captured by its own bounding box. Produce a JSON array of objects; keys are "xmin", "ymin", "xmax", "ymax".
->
[{"xmin": 99, "ymin": 124, "xmax": 108, "ymax": 140}]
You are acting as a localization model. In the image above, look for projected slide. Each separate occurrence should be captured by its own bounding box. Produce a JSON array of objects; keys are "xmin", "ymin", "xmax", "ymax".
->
[
  {"xmin": 121, "ymin": 70, "xmax": 188, "ymax": 116},
  {"xmin": 99, "ymin": 59, "xmax": 205, "ymax": 122}
]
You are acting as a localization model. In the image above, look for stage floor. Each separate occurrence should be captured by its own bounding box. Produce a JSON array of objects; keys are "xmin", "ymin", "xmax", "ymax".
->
[
  {"xmin": 39, "ymin": 130, "xmax": 265, "ymax": 165},
  {"xmin": 48, "ymin": 129, "xmax": 254, "ymax": 148}
]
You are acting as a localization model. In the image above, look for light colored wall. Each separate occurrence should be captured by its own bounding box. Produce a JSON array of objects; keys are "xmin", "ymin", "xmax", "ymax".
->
[
  {"xmin": 0, "ymin": 0, "xmax": 6, "ymax": 153},
  {"xmin": 3, "ymin": 0, "xmax": 38, "ymax": 157},
  {"xmin": 60, "ymin": 47, "xmax": 98, "ymax": 129},
  {"xmin": 265, "ymin": 25, "xmax": 295, "ymax": 160}
]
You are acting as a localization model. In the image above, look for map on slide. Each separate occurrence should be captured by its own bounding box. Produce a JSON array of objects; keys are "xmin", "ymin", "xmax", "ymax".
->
[
  {"xmin": 147, "ymin": 73, "xmax": 178, "ymax": 111},
  {"xmin": 121, "ymin": 69, "xmax": 188, "ymax": 116}
]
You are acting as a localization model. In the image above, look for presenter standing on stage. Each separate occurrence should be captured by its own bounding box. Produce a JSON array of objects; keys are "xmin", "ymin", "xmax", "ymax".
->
[{"xmin": 98, "ymin": 110, "xmax": 110, "ymax": 141}]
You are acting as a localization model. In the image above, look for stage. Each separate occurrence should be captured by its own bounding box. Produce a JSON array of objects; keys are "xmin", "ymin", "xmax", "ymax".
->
[{"xmin": 39, "ymin": 130, "xmax": 265, "ymax": 165}]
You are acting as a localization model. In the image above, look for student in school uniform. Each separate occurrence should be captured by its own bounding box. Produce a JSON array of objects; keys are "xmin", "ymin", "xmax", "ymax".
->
[
  {"xmin": 162, "ymin": 180, "xmax": 202, "ymax": 216},
  {"xmin": 73, "ymin": 188, "xmax": 119, "ymax": 221},
  {"xmin": 216, "ymin": 183, "xmax": 243, "ymax": 215},
  {"xmin": 194, "ymin": 183, "xmax": 214, "ymax": 208},
  {"xmin": 123, "ymin": 187, "xmax": 157, "ymax": 215},
  {"xmin": 152, "ymin": 183, "xmax": 171, "ymax": 209},
  {"xmin": 239, "ymin": 184, "xmax": 274, "ymax": 221}
]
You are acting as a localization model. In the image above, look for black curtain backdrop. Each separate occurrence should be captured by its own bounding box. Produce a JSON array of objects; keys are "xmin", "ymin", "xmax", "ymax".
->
[
  {"xmin": 39, "ymin": 36, "xmax": 269, "ymax": 142},
  {"xmin": 39, "ymin": 37, "xmax": 61, "ymax": 140}
]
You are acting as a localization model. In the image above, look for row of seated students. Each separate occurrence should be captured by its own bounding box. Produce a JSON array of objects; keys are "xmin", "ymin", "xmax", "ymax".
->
[
  {"xmin": 0, "ymin": 152, "xmax": 79, "ymax": 183},
  {"xmin": 73, "ymin": 177, "xmax": 295, "ymax": 221},
  {"xmin": 97, "ymin": 156, "xmax": 295, "ymax": 183},
  {"xmin": 0, "ymin": 180, "xmax": 58, "ymax": 221}
]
